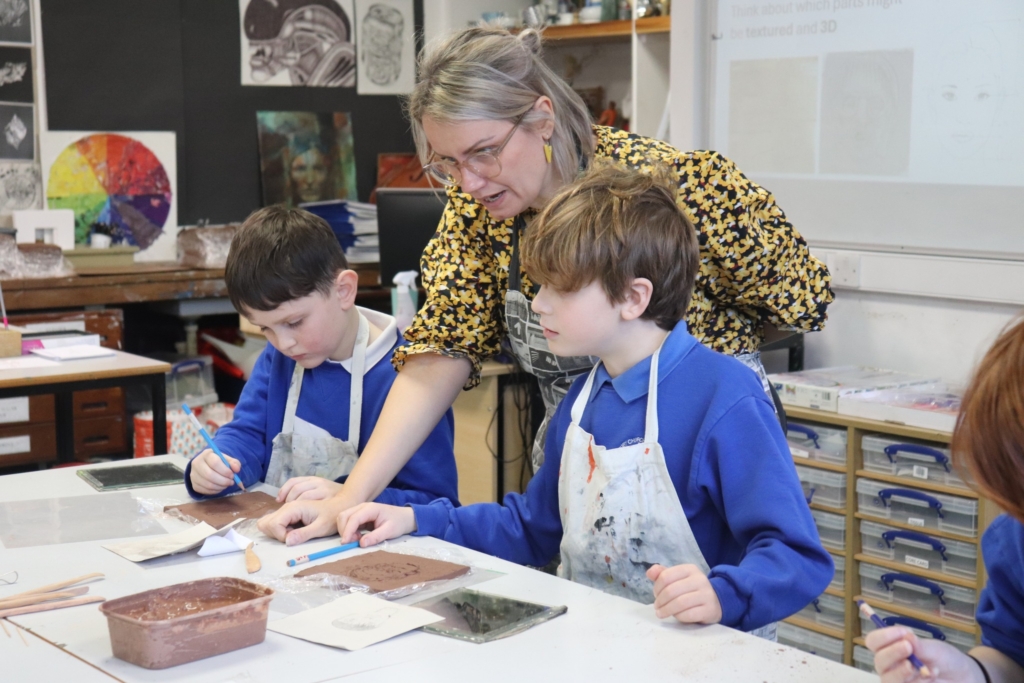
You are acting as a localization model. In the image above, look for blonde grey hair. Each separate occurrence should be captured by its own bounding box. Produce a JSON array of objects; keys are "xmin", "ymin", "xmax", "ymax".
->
[{"xmin": 406, "ymin": 26, "xmax": 595, "ymax": 188}]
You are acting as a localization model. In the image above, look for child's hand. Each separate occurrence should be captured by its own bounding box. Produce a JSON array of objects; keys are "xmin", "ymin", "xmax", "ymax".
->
[
  {"xmin": 866, "ymin": 625, "xmax": 982, "ymax": 682},
  {"xmin": 258, "ymin": 498, "xmax": 345, "ymax": 546},
  {"xmin": 337, "ymin": 503, "xmax": 416, "ymax": 547},
  {"xmin": 190, "ymin": 449, "xmax": 242, "ymax": 495},
  {"xmin": 276, "ymin": 476, "xmax": 343, "ymax": 502},
  {"xmin": 647, "ymin": 564, "xmax": 723, "ymax": 625}
]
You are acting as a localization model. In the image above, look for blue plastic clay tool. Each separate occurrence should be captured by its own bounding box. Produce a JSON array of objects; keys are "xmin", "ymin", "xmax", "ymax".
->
[
  {"xmin": 182, "ymin": 403, "xmax": 245, "ymax": 492},
  {"xmin": 857, "ymin": 600, "xmax": 932, "ymax": 678},
  {"xmin": 287, "ymin": 541, "xmax": 360, "ymax": 567}
]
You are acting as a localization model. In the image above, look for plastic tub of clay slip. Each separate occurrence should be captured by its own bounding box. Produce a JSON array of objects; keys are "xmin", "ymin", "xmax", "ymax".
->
[{"xmin": 99, "ymin": 577, "xmax": 274, "ymax": 669}]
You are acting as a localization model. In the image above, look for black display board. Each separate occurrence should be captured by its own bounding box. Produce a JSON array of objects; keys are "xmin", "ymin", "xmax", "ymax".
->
[{"xmin": 42, "ymin": 0, "xmax": 421, "ymax": 225}]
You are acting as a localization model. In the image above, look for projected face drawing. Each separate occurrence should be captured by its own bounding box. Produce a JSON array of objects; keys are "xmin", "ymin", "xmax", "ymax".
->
[
  {"xmin": 361, "ymin": 4, "xmax": 404, "ymax": 86},
  {"xmin": 289, "ymin": 146, "xmax": 330, "ymax": 203},
  {"xmin": 929, "ymin": 33, "xmax": 1002, "ymax": 157},
  {"xmin": 244, "ymin": 0, "xmax": 356, "ymax": 87}
]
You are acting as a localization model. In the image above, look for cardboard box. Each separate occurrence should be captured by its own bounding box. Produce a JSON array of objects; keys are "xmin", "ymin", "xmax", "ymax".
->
[
  {"xmin": 770, "ymin": 366, "xmax": 939, "ymax": 412},
  {"xmin": 837, "ymin": 383, "xmax": 960, "ymax": 432}
]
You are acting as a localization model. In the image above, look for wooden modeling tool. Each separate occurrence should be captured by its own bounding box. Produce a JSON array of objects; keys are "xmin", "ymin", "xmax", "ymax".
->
[
  {"xmin": 857, "ymin": 600, "xmax": 932, "ymax": 678},
  {"xmin": 0, "ymin": 596, "xmax": 105, "ymax": 619},
  {"xmin": 0, "ymin": 586, "xmax": 89, "ymax": 610},
  {"xmin": 245, "ymin": 542, "xmax": 261, "ymax": 574},
  {"xmin": 5, "ymin": 572, "xmax": 103, "ymax": 599},
  {"xmin": 0, "ymin": 573, "xmax": 106, "ymax": 619}
]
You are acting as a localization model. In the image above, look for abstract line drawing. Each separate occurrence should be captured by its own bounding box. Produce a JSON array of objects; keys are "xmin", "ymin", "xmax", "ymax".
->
[
  {"xmin": 0, "ymin": 162, "xmax": 41, "ymax": 215},
  {"xmin": 0, "ymin": 47, "xmax": 33, "ymax": 103},
  {"xmin": 0, "ymin": 104, "xmax": 32, "ymax": 160},
  {"xmin": 0, "ymin": 0, "xmax": 31, "ymax": 44},
  {"xmin": 355, "ymin": 0, "xmax": 414, "ymax": 95},
  {"xmin": 240, "ymin": 0, "xmax": 356, "ymax": 87},
  {"xmin": 0, "ymin": 61, "xmax": 26, "ymax": 86}
]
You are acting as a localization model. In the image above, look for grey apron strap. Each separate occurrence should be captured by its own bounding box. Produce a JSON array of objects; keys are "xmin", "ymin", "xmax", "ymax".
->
[
  {"xmin": 281, "ymin": 362, "xmax": 304, "ymax": 434},
  {"xmin": 347, "ymin": 312, "xmax": 369, "ymax": 448}
]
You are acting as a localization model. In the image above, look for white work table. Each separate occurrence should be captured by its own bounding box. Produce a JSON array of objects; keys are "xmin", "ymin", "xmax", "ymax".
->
[{"xmin": 0, "ymin": 456, "xmax": 877, "ymax": 682}]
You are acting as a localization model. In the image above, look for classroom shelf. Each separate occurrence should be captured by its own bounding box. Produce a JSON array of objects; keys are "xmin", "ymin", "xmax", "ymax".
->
[
  {"xmin": 854, "ymin": 596, "xmax": 981, "ymax": 636},
  {"xmin": 792, "ymin": 457, "xmax": 848, "ymax": 474},
  {"xmin": 540, "ymin": 16, "xmax": 671, "ymax": 43},
  {"xmin": 810, "ymin": 501, "xmax": 846, "ymax": 514},
  {"xmin": 853, "ymin": 554, "xmax": 977, "ymax": 590},
  {"xmin": 635, "ymin": 15, "xmax": 672, "ymax": 34},
  {"xmin": 825, "ymin": 586, "xmax": 845, "ymax": 599},
  {"xmin": 855, "ymin": 469, "xmax": 979, "ymax": 499},
  {"xmin": 785, "ymin": 406, "xmax": 953, "ymax": 444},
  {"xmin": 853, "ymin": 512, "xmax": 978, "ymax": 544},
  {"xmin": 784, "ymin": 615, "xmax": 847, "ymax": 640}
]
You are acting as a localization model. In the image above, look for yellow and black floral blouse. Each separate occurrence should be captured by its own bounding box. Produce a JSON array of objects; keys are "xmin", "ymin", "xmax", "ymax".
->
[{"xmin": 394, "ymin": 126, "xmax": 833, "ymax": 389}]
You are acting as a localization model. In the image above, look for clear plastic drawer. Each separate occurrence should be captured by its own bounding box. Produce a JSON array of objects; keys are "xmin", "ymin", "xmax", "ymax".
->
[
  {"xmin": 856, "ymin": 478, "xmax": 978, "ymax": 537},
  {"xmin": 787, "ymin": 421, "xmax": 847, "ymax": 466},
  {"xmin": 862, "ymin": 434, "xmax": 968, "ymax": 490},
  {"xmin": 859, "ymin": 519, "xmax": 977, "ymax": 579},
  {"xmin": 796, "ymin": 465, "xmax": 847, "ymax": 509},
  {"xmin": 829, "ymin": 552, "xmax": 846, "ymax": 592},
  {"xmin": 778, "ymin": 622, "xmax": 844, "ymax": 663},
  {"xmin": 795, "ymin": 592, "xmax": 846, "ymax": 630},
  {"xmin": 853, "ymin": 645, "xmax": 875, "ymax": 673},
  {"xmin": 859, "ymin": 562, "xmax": 978, "ymax": 625},
  {"xmin": 858, "ymin": 604, "xmax": 976, "ymax": 654},
  {"xmin": 812, "ymin": 508, "xmax": 846, "ymax": 551}
]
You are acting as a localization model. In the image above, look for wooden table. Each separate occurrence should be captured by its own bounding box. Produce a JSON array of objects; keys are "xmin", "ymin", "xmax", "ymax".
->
[{"xmin": 0, "ymin": 351, "xmax": 170, "ymax": 462}]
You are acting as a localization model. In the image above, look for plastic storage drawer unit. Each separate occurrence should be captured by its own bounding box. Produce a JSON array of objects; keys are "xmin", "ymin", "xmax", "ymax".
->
[
  {"xmin": 812, "ymin": 509, "xmax": 847, "ymax": 551},
  {"xmin": 858, "ymin": 604, "xmax": 976, "ymax": 654},
  {"xmin": 778, "ymin": 623, "xmax": 844, "ymax": 663},
  {"xmin": 787, "ymin": 421, "xmax": 847, "ymax": 466},
  {"xmin": 853, "ymin": 645, "xmax": 875, "ymax": 673},
  {"xmin": 859, "ymin": 561, "xmax": 978, "ymax": 625},
  {"xmin": 856, "ymin": 478, "xmax": 979, "ymax": 537},
  {"xmin": 862, "ymin": 434, "xmax": 968, "ymax": 490},
  {"xmin": 795, "ymin": 592, "xmax": 846, "ymax": 630},
  {"xmin": 860, "ymin": 519, "xmax": 977, "ymax": 579},
  {"xmin": 828, "ymin": 552, "xmax": 846, "ymax": 591},
  {"xmin": 796, "ymin": 465, "xmax": 847, "ymax": 509}
]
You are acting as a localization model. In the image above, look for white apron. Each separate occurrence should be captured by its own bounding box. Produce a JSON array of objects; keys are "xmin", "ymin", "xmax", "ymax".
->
[
  {"xmin": 557, "ymin": 345, "xmax": 777, "ymax": 640},
  {"xmin": 264, "ymin": 312, "xmax": 369, "ymax": 488}
]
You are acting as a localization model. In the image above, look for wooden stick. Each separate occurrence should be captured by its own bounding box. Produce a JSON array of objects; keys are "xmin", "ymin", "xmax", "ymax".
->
[
  {"xmin": 0, "ymin": 587, "xmax": 89, "ymax": 611},
  {"xmin": 15, "ymin": 624, "xmax": 26, "ymax": 646},
  {"xmin": 0, "ymin": 618, "xmax": 9, "ymax": 637},
  {"xmin": 0, "ymin": 595, "xmax": 104, "ymax": 619},
  {"xmin": 5, "ymin": 573, "xmax": 103, "ymax": 600},
  {"xmin": 245, "ymin": 542, "xmax": 261, "ymax": 574}
]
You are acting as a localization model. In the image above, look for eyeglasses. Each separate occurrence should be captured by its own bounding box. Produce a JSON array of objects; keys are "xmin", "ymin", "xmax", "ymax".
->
[{"xmin": 422, "ymin": 113, "xmax": 527, "ymax": 186}]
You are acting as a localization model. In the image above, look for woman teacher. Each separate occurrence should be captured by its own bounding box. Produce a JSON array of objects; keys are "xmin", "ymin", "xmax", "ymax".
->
[{"xmin": 259, "ymin": 25, "xmax": 833, "ymax": 544}]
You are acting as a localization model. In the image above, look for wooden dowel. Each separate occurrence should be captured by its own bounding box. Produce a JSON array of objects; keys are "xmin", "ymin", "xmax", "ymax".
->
[
  {"xmin": 5, "ymin": 573, "xmax": 103, "ymax": 600},
  {"xmin": 0, "ymin": 595, "xmax": 104, "ymax": 619},
  {"xmin": 0, "ymin": 587, "xmax": 89, "ymax": 611}
]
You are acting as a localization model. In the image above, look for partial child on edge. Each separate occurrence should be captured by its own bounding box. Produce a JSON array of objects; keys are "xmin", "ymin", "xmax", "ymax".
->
[
  {"xmin": 185, "ymin": 206, "xmax": 458, "ymax": 508},
  {"xmin": 333, "ymin": 163, "xmax": 833, "ymax": 635}
]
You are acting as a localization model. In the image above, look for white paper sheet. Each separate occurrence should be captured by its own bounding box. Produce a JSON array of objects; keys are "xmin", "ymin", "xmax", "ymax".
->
[
  {"xmin": 31, "ymin": 345, "xmax": 116, "ymax": 361},
  {"xmin": 197, "ymin": 528, "xmax": 252, "ymax": 557},
  {"xmin": 268, "ymin": 593, "xmax": 442, "ymax": 651},
  {"xmin": 103, "ymin": 522, "xmax": 219, "ymax": 562}
]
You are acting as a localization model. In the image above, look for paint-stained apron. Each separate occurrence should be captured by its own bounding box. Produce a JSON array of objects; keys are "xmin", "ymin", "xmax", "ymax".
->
[
  {"xmin": 264, "ymin": 312, "xmax": 369, "ymax": 488},
  {"xmin": 557, "ymin": 345, "xmax": 777, "ymax": 640},
  {"xmin": 505, "ymin": 217, "xmax": 596, "ymax": 472}
]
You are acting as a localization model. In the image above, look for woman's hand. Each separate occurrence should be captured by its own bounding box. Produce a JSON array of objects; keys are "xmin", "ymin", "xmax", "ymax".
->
[
  {"xmin": 866, "ymin": 626, "xmax": 983, "ymax": 682},
  {"xmin": 257, "ymin": 497, "xmax": 347, "ymax": 546},
  {"xmin": 337, "ymin": 503, "xmax": 417, "ymax": 547},
  {"xmin": 189, "ymin": 449, "xmax": 241, "ymax": 495},
  {"xmin": 276, "ymin": 476, "xmax": 343, "ymax": 502},
  {"xmin": 646, "ymin": 564, "xmax": 723, "ymax": 625}
]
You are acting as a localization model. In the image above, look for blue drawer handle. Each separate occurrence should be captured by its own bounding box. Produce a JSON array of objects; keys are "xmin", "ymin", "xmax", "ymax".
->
[
  {"xmin": 787, "ymin": 424, "xmax": 820, "ymax": 448},
  {"xmin": 881, "ymin": 572, "xmax": 946, "ymax": 605},
  {"xmin": 881, "ymin": 615, "xmax": 947, "ymax": 641},
  {"xmin": 171, "ymin": 359, "xmax": 206, "ymax": 375},
  {"xmin": 805, "ymin": 486, "xmax": 816, "ymax": 505},
  {"xmin": 812, "ymin": 598, "xmax": 821, "ymax": 613},
  {"xmin": 877, "ymin": 488, "xmax": 945, "ymax": 519},
  {"xmin": 881, "ymin": 530, "xmax": 949, "ymax": 561},
  {"xmin": 883, "ymin": 443, "xmax": 951, "ymax": 473}
]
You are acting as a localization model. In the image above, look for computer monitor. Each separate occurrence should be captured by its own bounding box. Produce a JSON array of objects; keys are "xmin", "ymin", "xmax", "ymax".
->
[{"xmin": 376, "ymin": 187, "xmax": 448, "ymax": 285}]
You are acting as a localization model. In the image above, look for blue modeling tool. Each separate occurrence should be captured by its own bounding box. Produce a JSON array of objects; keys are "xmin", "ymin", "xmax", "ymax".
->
[
  {"xmin": 287, "ymin": 541, "xmax": 361, "ymax": 567},
  {"xmin": 182, "ymin": 403, "xmax": 245, "ymax": 492},
  {"xmin": 857, "ymin": 600, "xmax": 932, "ymax": 678}
]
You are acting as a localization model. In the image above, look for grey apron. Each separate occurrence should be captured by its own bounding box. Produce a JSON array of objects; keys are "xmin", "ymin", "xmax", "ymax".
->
[{"xmin": 264, "ymin": 312, "xmax": 369, "ymax": 487}]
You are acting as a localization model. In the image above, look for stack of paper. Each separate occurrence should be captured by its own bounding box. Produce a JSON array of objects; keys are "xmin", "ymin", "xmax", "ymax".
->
[
  {"xmin": 838, "ymin": 382, "xmax": 962, "ymax": 431},
  {"xmin": 300, "ymin": 199, "xmax": 379, "ymax": 264},
  {"xmin": 769, "ymin": 366, "xmax": 940, "ymax": 412}
]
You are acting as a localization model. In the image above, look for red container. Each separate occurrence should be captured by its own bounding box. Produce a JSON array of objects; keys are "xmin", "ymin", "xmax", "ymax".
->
[{"xmin": 99, "ymin": 577, "xmax": 273, "ymax": 669}]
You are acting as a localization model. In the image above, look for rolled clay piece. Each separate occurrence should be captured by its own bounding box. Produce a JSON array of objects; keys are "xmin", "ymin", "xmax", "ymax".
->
[
  {"xmin": 165, "ymin": 491, "xmax": 283, "ymax": 529},
  {"xmin": 294, "ymin": 550, "xmax": 470, "ymax": 593}
]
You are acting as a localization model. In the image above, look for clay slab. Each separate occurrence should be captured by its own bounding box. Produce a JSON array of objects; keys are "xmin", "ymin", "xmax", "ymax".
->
[
  {"xmin": 294, "ymin": 550, "xmax": 470, "ymax": 593},
  {"xmin": 165, "ymin": 491, "xmax": 282, "ymax": 529}
]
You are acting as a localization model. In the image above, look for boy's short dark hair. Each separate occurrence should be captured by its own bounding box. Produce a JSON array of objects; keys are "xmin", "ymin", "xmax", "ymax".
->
[
  {"xmin": 225, "ymin": 205, "xmax": 349, "ymax": 313},
  {"xmin": 520, "ymin": 161, "xmax": 699, "ymax": 330}
]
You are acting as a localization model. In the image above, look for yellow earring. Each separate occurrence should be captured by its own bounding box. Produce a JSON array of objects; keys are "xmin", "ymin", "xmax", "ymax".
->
[{"xmin": 543, "ymin": 141, "xmax": 553, "ymax": 164}]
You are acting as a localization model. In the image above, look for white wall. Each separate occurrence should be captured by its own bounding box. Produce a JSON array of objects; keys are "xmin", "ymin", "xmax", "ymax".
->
[
  {"xmin": 424, "ymin": 0, "xmax": 532, "ymax": 45},
  {"xmin": 804, "ymin": 288, "xmax": 1022, "ymax": 387}
]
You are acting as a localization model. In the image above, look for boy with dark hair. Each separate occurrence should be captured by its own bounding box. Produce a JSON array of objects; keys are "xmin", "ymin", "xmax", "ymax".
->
[
  {"xmin": 186, "ymin": 205, "xmax": 458, "ymax": 509},
  {"xmin": 333, "ymin": 163, "xmax": 832, "ymax": 636}
]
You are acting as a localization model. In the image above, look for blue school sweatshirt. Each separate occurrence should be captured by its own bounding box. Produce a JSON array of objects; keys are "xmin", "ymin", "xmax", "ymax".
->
[
  {"xmin": 412, "ymin": 320, "xmax": 832, "ymax": 632},
  {"xmin": 978, "ymin": 514, "xmax": 1024, "ymax": 668},
  {"xmin": 184, "ymin": 309, "xmax": 458, "ymax": 506}
]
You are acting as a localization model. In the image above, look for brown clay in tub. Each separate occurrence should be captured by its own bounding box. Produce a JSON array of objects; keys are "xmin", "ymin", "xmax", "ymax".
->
[{"xmin": 99, "ymin": 577, "xmax": 274, "ymax": 669}]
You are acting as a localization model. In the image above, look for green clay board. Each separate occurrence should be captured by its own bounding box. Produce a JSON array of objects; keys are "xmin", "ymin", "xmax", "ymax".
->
[{"xmin": 77, "ymin": 462, "xmax": 185, "ymax": 491}]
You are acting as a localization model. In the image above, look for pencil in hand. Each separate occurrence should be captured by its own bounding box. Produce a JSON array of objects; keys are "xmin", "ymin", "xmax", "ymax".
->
[
  {"xmin": 182, "ymin": 403, "xmax": 246, "ymax": 492},
  {"xmin": 857, "ymin": 600, "xmax": 932, "ymax": 678}
]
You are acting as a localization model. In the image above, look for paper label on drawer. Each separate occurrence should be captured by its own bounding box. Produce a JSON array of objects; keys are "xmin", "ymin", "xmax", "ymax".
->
[
  {"xmin": 907, "ymin": 517, "xmax": 925, "ymax": 527},
  {"xmin": 0, "ymin": 397, "xmax": 29, "ymax": 424},
  {"xmin": 790, "ymin": 446, "xmax": 810, "ymax": 458},
  {"xmin": 0, "ymin": 435, "xmax": 30, "ymax": 455},
  {"xmin": 912, "ymin": 465, "xmax": 929, "ymax": 480},
  {"xmin": 905, "ymin": 554, "xmax": 930, "ymax": 569}
]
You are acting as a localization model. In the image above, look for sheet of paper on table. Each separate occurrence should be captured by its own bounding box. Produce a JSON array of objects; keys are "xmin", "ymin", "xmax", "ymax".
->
[
  {"xmin": 267, "ymin": 592, "xmax": 443, "ymax": 651},
  {"xmin": 102, "ymin": 519, "xmax": 249, "ymax": 562},
  {"xmin": 30, "ymin": 345, "xmax": 116, "ymax": 361}
]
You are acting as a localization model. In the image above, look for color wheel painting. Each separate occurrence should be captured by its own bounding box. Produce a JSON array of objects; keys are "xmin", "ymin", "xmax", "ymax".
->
[{"xmin": 46, "ymin": 133, "xmax": 173, "ymax": 248}]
